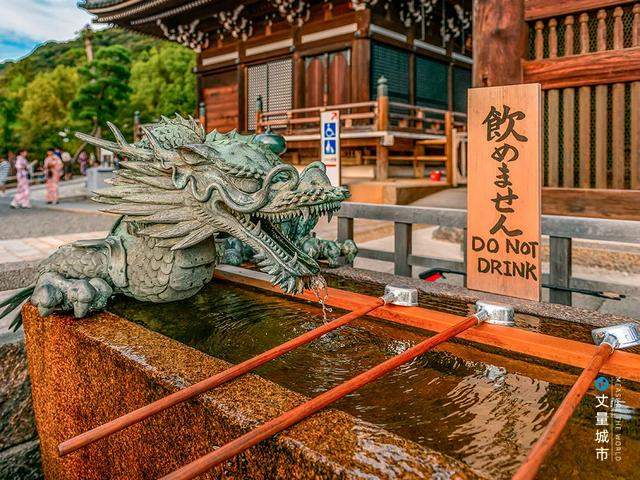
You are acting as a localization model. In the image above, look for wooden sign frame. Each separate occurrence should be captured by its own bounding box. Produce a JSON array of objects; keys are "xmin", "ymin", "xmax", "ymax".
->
[{"xmin": 466, "ymin": 84, "xmax": 542, "ymax": 301}]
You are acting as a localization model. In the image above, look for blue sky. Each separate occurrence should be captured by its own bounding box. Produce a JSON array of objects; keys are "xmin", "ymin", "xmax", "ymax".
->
[{"xmin": 0, "ymin": 0, "xmax": 96, "ymax": 63}]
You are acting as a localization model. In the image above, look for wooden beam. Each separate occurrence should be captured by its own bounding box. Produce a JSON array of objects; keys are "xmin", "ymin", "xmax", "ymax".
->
[
  {"xmin": 523, "ymin": 47, "xmax": 640, "ymax": 89},
  {"xmin": 213, "ymin": 267, "xmax": 640, "ymax": 383},
  {"xmin": 525, "ymin": 0, "xmax": 637, "ymax": 21},
  {"xmin": 542, "ymin": 187, "xmax": 640, "ymax": 221},
  {"xmin": 472, "ymin": 0, "xmax": 526, "ymax": 86}
]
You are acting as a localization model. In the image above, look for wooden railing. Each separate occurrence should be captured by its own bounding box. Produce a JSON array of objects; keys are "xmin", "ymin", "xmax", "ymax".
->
[
  {"xmin": 337, "ymin": 202, "xmax": 640, "ymax": 306},
  {"xmin": 255, "ymin": 78, "xmax": 467, "ymax": 138},
  {"xmin": 256, "ymin": 100, "xmax": 378, "ymax": 134},
  {"xmin": 523, "ymin": 1, "xmax": 640, "ymax": 190}
]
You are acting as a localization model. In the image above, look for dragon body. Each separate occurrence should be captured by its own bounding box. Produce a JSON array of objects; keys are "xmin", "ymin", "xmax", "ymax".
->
[{"xmin": 2, "ymin": 115, "xmax": 354, "ymax": 322}]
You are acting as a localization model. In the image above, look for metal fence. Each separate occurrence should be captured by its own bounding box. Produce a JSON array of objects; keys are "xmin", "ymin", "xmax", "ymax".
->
[{"xmin": 336, "ymin": 202, "xmax": 640, "ymax": 306}]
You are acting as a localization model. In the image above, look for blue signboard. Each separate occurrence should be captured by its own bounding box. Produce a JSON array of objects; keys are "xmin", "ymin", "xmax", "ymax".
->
[
  {"xmin": 324, "ymin": 139, "xmax": 336, "ymax": 154},
  {"xmin": 323, "ymin": 123, "xmax": 337, "ymax": 138}
]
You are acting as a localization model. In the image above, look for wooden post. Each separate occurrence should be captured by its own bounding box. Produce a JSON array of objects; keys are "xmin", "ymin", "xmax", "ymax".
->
[
  {"xmin": 444, "ymin": 111, "xmax": 453, "ymax": 186},
  {"xmin": 337, "ymin": 216, "xmax": 355, "ymax": 266},
  {"xmin": 611, "ymin": 7, "xmax": 625, "ymax": 189},
  {"xmin": 376, "ymin": 144, "xmax": 389, "ymax": 180},
  {"xmin": 376, "ymin": 76, "xmax": 389, "ymax": 180},
  {"xmin": 633, "ymin": 5, "xmax": 640, "ymax": 189},
  {"xmin": 578, "ymin": 13, "xmax": 591, "ymax": 188},
  {"xmin": 549, "ymin": 236, "xmax": 572, "ymax": 306},
  {"xmin": 472, "ymin": 0, "xmax": 526, "ymax": 87},
  {"xmin": 337, "ymin": 217, "xmax": 354, "ymax": 243},
  {"xmin": 562, "ymin": 16, "xmax": 575, "ymax": 188},
  {"xmin": 547, "ymin": 19, "xmax": 559, "ymax": 187},
  {"xmin": 255, "ymin": 95, "xmax": 263, "ymax": 134},
  {"xmin": 394, "ymin": 222, "xmax": 412, "ymax": 277},
  {"xmin": 595, "ymin": 9, "xmax": 608, "ymax": 189}
]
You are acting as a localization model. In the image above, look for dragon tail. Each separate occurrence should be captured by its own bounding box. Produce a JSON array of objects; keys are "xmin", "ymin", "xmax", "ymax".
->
[{"xmin": 0, "ymin": 285, "xmax": 35, "ymax": 332}]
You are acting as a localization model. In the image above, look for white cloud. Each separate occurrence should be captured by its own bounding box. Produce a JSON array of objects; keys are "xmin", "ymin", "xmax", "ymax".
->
[{"xmin": 0, "ymin": 0, "xmax": 96, "ymax": 43}]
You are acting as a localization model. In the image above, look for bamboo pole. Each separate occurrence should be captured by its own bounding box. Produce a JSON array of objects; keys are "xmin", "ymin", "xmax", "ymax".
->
[
  {"xmin": 512, "ymin": 342, "xmax": 615, "ymax": 480},
  {"xmin": 57, "ymin": 299, "xmax": 386, "ymax": 457},
  {"xmin": 160, "ymin": 314, "xmax": 483, "ymax": 480}
]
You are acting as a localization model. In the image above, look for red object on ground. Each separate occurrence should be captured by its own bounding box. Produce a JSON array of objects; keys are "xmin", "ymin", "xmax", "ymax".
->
[
  {"xmin": 429, "ymin": 170, "xmax": 442, "ymax": 181},
  {"xmin": 423, "ymin": 272, "xmax": 443, "ymax": 282},
  {"xmin": 160, "ymin": 314, "xmax": 480, "ymax": 480}
]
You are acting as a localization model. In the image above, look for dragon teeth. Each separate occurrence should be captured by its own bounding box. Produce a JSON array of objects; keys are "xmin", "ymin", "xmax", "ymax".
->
[
  {"xmin": 327, "ymin": 211, "xmax": 334, "ymax": 223},
  {"xmin": 252, "ymin": 220, "xmax": 261, "ymax": 236},
  {"xmin": 301, "ymin": 206, "xmax": 310, "ymax": 221}
]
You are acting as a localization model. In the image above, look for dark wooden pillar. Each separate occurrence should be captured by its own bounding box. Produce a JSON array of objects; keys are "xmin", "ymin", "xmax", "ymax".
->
[
  {"xmin": 472, "ymin": 0, "xmax": 526, "ymax": 87},
  {"xmin": 352, "ymin": 8, "xmax": 371, "ymax": 102}
]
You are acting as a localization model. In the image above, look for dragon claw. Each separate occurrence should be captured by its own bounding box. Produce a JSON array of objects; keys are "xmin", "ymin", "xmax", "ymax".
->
[{"xmin": 31, "ymin": 273, "xmax": 113, "ymax": 319}]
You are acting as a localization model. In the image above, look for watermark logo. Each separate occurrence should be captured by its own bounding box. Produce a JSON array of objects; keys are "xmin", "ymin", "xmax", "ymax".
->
[
  {"xmin": 594, "ymin": 376, "xmax": 610, "ymax": 391},
  {"xmin": 593, "ymin": 376, "xmax": 625, "ymax": 463}
]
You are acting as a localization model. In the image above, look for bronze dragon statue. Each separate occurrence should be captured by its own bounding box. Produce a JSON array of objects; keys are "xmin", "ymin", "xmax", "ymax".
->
[{"xmin": 1, "ymin": 115, "xmax": 355, "ymax": 327}]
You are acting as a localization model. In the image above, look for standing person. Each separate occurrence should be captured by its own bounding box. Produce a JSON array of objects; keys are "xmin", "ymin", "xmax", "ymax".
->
[
  {"xmin": 0, "ymin": 153, "xmax": 9, "ymax": 197},
  {"xmin": 10, "ymin": 149, "xmax": 31, "ymax": 209},
  {"xmin": 78, "ymin": 150, "xmax": 88, "ymax": 175},
  {"xmin": 61, "ymin": 149, "xmax": 72, "ymax": 180},
  {"xmin": 44, "ymin": 149, "xmax": 63, "ymax": 204},
  {"xmin": 7, "ymin": 151, "xmax": 16, "ymax": 176}
]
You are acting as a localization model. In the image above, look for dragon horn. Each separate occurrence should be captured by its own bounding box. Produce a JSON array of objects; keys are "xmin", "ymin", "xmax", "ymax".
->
[
  {"xmin": 106, "ymin": 122, "xmax": 154, "ymax": 160},
  {"xmin": 75, "ymin": 132, "xmax": 121, "ymax": 152},
  {"xmin": 141, "ymin": 125, "xmax": 181, "ymax": 166}
]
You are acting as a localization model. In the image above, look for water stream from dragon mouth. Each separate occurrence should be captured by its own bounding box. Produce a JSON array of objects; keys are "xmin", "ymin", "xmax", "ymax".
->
[{"xmin": 308, "ymin": 275, "xmax": 332, "ymax": 322}]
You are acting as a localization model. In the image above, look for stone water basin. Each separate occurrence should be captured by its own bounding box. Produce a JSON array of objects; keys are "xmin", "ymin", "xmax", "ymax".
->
[{"xmin": 23, "ymin": 271, "xmax": 640, "ymax": 479}]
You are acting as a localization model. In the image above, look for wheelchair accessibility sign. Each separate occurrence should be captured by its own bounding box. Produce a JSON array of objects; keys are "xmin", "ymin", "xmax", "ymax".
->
[{"xmin": 320, "ymin": 110, "xmax": 341, "ymax": 185}]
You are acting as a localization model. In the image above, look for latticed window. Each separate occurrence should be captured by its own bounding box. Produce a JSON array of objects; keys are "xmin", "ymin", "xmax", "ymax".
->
[
  {"xmin": 247, "ymin": 58, "xmax": 292, "ymax": 131},
  {"xmin": 415, "ymin": 55, "xmax": 448, "ymax": 109},
  {"xmin": 371, "ymin": 42, "xmax": 409, "ymax": 103},
  {"xmin": 453, "ymin": 66, "xmax": 471, "ymax": 112}
]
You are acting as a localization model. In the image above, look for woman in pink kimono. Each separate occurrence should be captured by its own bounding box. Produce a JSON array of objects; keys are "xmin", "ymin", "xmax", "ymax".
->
[
  {"xmin": 44, "ymin": 149, "xmax": 63, "ymax": 204},
  {"xmin": 10, "ymin": 149, "xmax": 32, "ymax": 209}
]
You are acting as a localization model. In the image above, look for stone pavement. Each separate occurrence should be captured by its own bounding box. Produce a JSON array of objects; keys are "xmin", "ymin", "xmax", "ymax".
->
[{"xmin": 0, "ymin": 231, "xmax": 109, "ymax": 264}]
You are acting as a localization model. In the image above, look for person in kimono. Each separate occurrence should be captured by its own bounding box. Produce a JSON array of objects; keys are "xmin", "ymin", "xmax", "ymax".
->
[
  {"xmin": 44, "ymin": 149, "xmax": 63, "ymax": 204},
  {"xmin": 10, "ymin": 149, "xmax": 31, "ymax": 208}
]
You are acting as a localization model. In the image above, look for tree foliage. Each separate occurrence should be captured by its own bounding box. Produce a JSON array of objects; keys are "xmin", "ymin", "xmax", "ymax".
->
[
  {"xmin": 15, "ymin": 66, "xmax": 80, "ymax": 156},
  {"xmin": 71, "ymin": 45, "xmax": 132, "ymax": 132},
  {"xmin": 129, "ymin": 43, "xmax": 196, "ymax": 123},
  {"xmin": 0, "ymin": 28, "xmax": 195, "ymax": 159}
]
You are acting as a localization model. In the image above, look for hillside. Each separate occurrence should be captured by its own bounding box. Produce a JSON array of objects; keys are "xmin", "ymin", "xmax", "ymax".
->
[
  {"xmin": 0, "ymin": 28, "xmax": 165, "ymax": 83},
  {"xmin": 0, "ymin": 27, "xmax": 196, "ymax": 158}
]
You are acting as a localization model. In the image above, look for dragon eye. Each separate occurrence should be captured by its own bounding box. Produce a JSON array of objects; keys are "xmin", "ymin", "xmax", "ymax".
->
[{"xmin": 238, "ymin": 178, "xmax": 261, "ymax": 193}]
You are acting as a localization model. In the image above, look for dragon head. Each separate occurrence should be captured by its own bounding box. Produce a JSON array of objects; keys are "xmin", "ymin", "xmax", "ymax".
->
[{"xmin": 77, "ymin": 115, "xmax": 349, "ymax": 293}]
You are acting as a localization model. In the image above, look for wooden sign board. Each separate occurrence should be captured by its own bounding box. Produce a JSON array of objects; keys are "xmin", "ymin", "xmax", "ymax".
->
[{"xmin": 466, "ymin": 84, "xmax": 542, "ymax": 301}]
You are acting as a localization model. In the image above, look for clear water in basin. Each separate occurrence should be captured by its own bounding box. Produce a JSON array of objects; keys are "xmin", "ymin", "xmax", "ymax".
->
[{"xmin": 110, "ymin": 281, "xmax": 640, "ymax": 479}]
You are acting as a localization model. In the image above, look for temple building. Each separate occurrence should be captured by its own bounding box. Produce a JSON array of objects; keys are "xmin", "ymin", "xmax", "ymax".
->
[{"xmin": 81, "ymin": 0, "xmax": 640, "ymax": 217}]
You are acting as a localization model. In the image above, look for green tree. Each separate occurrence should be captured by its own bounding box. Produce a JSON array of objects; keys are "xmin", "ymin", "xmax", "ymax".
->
[
  {"xmin": 14, "ymin": 66, "xmax": 80, "ymax": 158},
  {"xmin": 129, "ymin": 43, "xmax": 196, "ymax": 123},
  {"xmin": 71, "ymin": 45, "xmax": 132, "ymax": 137},
  {"xmin": 0, "ymin": 74, "xmax": 27, "ymax": 153}
]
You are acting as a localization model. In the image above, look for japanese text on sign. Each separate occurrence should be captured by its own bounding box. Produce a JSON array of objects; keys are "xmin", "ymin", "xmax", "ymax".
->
[{"xmin": 466, "ymin": 84, "xmax": 542, "ymax": 301}]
